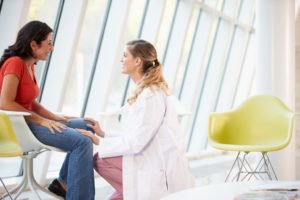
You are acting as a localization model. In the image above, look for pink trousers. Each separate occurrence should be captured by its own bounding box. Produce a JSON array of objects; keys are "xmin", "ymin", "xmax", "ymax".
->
[{"xmin": 93, "ymin": 153, "xmax": 123, "ymax": 200}]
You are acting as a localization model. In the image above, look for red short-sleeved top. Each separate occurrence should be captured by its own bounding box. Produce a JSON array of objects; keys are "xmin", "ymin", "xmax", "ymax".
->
[{"xmin": 0, "ymin": 56, "xmax": 39, "ymax": 110}]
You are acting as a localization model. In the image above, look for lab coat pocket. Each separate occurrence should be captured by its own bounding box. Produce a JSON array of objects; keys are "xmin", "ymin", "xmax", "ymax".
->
[{"xmin": 136, "ymin": 170, "xmax": 168, "ymax": 200}]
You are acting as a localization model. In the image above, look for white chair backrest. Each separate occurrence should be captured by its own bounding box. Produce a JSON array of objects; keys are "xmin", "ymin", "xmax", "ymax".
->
[{"xmin": 0, "ymin": 110, "xmax": 62, "ymax": 153}]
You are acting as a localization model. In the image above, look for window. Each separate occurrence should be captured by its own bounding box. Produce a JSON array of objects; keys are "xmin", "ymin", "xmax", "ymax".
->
[{"xmin": 0, "ymin": 0, "xmax": 255, "ymax": 179}]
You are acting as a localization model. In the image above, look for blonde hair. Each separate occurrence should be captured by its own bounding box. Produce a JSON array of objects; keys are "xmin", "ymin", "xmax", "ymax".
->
[{"xmin": 126, "ymin": 40, "xmax": 169, "ymax": 105}]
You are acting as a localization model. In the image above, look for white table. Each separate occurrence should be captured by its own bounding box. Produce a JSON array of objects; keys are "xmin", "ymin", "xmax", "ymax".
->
[{"xmin": 161, "ymin": 181, "xmax": 300, "ymax": 200}]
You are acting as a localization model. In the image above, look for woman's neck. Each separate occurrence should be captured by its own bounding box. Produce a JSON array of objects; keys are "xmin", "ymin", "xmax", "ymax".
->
[{"xmin": 24, "ymin": 58, "xmax": 35, "ymax": 68}]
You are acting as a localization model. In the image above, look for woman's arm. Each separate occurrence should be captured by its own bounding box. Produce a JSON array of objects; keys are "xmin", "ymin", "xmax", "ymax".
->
[
  {"xmin": 31, "ymin": 100, "xmax": 70, "ymax": 122},
  {"xmin": 0, "ymin": 74, "xmax": 31, "ymax": 111},
  {"xmin": 0, "ymin": 74, "xmax": 66, "ymax": 133}
]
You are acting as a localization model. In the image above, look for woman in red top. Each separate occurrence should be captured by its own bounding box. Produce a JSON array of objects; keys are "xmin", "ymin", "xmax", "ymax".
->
[{"xmin": 0, "ymin": 21, "xmax": 95, "ymax": 200}]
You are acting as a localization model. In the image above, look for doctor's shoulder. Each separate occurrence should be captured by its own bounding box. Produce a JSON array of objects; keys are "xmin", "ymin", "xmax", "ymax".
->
[
  {"xmin": 136, "ymin": 87, "xmax": 155, "ymax": 101},
  {"xmin": 137, "ymin": 87, "xmax": 168, "ymax": 102}
]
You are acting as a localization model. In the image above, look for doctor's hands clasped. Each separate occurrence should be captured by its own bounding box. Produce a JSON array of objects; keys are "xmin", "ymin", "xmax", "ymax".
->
[
  {"xmin": 84, "ymin": 117, "xmax": 106, "ymax": 137},
  {"xmin": 76, "ymin": 117, "xmax": 105, "ymax": 145}
]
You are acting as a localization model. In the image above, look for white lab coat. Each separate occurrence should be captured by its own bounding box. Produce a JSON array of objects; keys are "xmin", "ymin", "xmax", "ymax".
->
[{"xmin": 96, "ymin": 87, "xmax": 195, "ymax": 200}]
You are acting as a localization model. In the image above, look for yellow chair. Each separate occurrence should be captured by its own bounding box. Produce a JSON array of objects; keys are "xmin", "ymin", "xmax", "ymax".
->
[
  {"xmin": 0, "ymin": 111, "xmax": 63, "ymax": 200},
  {"xmin": 208, "ymin": 95, "xmax": 294, "ymax": 182},
  {"xmin": 0, "ymin": 113, "xmax": 23, "ymax": 200}
]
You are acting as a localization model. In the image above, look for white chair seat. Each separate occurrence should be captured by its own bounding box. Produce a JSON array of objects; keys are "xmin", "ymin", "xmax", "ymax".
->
[{"xmin": 0, "ymin": 110, "xmax": 63, "ymax": 200}]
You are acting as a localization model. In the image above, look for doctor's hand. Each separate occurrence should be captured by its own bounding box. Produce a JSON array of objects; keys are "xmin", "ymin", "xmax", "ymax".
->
[
  {"xmin": 84, "ymin": 117, "xmax": 106, "ymax": 138},
  {"xmin": 76, "ymin": 129, "xmax": 99, "ymax": 145}
]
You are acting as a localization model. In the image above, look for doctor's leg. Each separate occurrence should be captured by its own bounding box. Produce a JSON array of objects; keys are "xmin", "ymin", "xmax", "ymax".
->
[{"xmin": 93, "ymin": 153, "xmax": 123, "ymax": 200}]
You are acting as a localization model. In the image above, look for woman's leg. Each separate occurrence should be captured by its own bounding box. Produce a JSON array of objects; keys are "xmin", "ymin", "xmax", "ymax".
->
[
  {"xmin": 27, "ymin": 120, "xmax": 95, "ymax": 200},
  {"xmin": 93, "ymin": 153, "xmax": 123, "ymax": 200},
  {"xmin": 58, "ymin": 118, "xmax": 94, "ymax": 183},
  {"xmin": 63, "ymin": 118, "xmax": 93, "ymax": 130}
]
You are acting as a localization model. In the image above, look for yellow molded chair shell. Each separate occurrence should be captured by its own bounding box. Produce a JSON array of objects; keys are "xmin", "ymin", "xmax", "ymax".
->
[
  {"xmin": 0, "ymin": 110, "xmax": 63, "ymax": 200},
  {"xmin": 208, "ymin": 95, "xmax": 294, "ymax": 181},
  {"xmin": 0, "ymin": 113, "xmax": 23, "ymax": 200},
  {"xmin": 209, "ymin": 95, "xmax": 294, "ymax": 153},
  {"xmin": 0, "ymin": 113, "xmax": 23, "ymax": 156}
]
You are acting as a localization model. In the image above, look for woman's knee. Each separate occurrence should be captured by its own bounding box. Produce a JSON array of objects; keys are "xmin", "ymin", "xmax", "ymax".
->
[
  {"xmin": 69, "ymin": 131, "xmax": 93, "ymax": 151},
  {"xmin": 66, "ymin": 118, "xmax": 92, "ymax": 130},
  {"xmin": 81, "ymin": 135, "xmax": 93, "ymax": 147}
]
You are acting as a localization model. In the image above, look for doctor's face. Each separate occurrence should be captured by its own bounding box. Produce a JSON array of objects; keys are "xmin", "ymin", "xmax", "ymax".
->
[{"xmin": 120, "ymin": 47, "xmax": 139, "ymax": 75}]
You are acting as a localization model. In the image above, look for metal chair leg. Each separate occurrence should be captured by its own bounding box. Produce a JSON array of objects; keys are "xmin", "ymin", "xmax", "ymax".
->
[
  {"xmin": 0, "ymin": 177, "xmax": 13, "ymax": 200},
  {"xmin": 225, "ymin": 152, "xmax": 241, "ymax": 182},
  {"xmin": 225, "ymin": 152, "xmax": 278, "ymax": 182},
  {"xmin": 263, "ymin": 153, "xmax": 278, "ymax": 180},
  {"xmin": 2, "ymin": 155, "xmax": 63, "ymax": 200}
]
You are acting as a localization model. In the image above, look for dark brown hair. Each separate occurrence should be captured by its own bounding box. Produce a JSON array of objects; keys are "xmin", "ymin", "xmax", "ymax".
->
[{"xmin": 0, "ymin": 20, "xmax": 53, "ymax": 68}]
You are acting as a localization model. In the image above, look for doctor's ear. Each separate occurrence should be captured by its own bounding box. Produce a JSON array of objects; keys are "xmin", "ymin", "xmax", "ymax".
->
[{"xmin": 135, "ymin": 57, "xmax": 142, "ymax": 65}]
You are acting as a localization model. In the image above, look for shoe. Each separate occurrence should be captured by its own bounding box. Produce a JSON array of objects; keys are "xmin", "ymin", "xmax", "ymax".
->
[{"xmin": 48, "ymin": 178, "xmax": 66, "ymax": 199}]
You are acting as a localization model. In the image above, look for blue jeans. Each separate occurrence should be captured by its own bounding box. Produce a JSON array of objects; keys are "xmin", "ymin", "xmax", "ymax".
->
[{"xmin": 27, "ymin": 118, "xmax": 95, "ymax": 200}]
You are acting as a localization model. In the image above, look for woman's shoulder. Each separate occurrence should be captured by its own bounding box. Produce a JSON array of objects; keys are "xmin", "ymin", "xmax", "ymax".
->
[
  {"xmin": 1, "ymin": 56, "xmax": 25, "ymax": 76},
  {"xmin": 4, "ymin": 56, "xmax": 24, "ymax": 67},
  {"xmin": 6, "ymin": 56, "xmax": 24, "ymax": 63}
]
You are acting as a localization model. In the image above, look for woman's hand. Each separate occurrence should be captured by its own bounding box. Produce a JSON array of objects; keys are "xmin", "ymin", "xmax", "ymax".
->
[
  {"xmin": 84, "ymin": 117, "xmax": 105, "ymax": 137},
  {"xmin": 38, "ymin": 118, "xmax": 67, "ymax": 134},
  {"xmin": 76, "ymin": 129, "xmax": 99, "ymax": 145}
]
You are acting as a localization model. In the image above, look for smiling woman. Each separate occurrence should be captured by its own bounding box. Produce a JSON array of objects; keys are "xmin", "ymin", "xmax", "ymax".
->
[
  {"xmin": 0, "ymin": 0, "xmax": 274, "ymax": 199},
  {"xmin": 77, "ymin": 40, "xmax": 195, "ymax": 200},
  {"xmin": 0, "ymin": 21, "xmax": 95, "ymax": 200}
]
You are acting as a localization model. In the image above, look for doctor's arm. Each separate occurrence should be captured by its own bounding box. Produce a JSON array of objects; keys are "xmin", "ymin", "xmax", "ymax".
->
[{"xmin": 97, "ymin": 94, "xmax": 165, "ymax": 158}]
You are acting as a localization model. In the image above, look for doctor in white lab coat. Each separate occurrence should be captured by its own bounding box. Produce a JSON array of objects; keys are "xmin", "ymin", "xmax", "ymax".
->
[{"xmin": 78, "ymin": 39, "xmax": 195, "ymax": 200}]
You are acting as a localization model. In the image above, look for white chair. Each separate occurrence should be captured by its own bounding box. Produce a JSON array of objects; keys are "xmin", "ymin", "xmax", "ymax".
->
[{"xmin": 0, "ymin": 110, "xmax": 63, "ymax": 200}]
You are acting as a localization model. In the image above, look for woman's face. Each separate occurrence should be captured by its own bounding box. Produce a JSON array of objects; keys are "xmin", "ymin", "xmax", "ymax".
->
[
  {"xmin": 31, "ymin": 33, "xmax": 54, "ymax": 60},
  {"xmin": 120, "ymin": 47, "xmax": 139, "ymax": 75}
]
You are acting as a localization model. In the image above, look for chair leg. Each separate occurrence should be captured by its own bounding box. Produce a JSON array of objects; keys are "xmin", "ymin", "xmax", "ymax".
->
[
  {"xmin": 243, "ymin": 158, "xmax": 259, "ymax": 181},
  {"xmin": 236, "ymin": 152, "xmax": 248, "ymax": 181},
  {"xmin": 4, "ymin": 176, "xmax": 25, "ymax": 195},
  {"xmin": 26, "ymin": 158, "xmax": 61, "ymax": 198},
  {"xmin": 226, "ymin": 152, "xmax": 252, "ymax": 182},
  {"xmin": 263, "ymin": 153, "xmax": 278, "ymax": 180},
  {"xmin": 252, "ymin": 156, "xmax": 264, "ymax": 179},
  {"xmin": 225, "ymin": 152, "xmax": 241, "ymax": 182},
  {"xmin": 3, "ymin": 156, "xmax": 63, "ymax": 200},
  {"xmin": 0, "ymin": 177, "xmax": 13, "ymax": 200},
  {"xmin": 252, "ymin": 153, "xmax": 277, "ymax": 180},
  {"xmin": 225, "ymin": 152, "xmax": 279, "ymax": 182}
]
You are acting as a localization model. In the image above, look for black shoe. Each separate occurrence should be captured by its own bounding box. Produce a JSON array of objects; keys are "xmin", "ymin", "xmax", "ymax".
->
[{"xmin": 48, "ymin": 178, "xmax": 66, "ymax": 199}]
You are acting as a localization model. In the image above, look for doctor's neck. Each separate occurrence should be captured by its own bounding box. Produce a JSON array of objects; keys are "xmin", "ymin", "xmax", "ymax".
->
[{"xmin": 130, "ymin": 72, "xmax": 144, "ymax": 85}]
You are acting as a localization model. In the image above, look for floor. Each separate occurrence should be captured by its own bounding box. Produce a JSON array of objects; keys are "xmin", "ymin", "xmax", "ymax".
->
[{"xmin": 0, "ymin": 154, "xmax": 233, "ymax": 200}]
